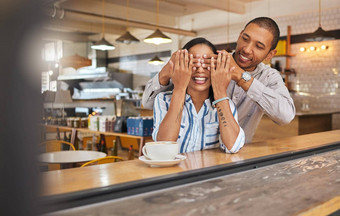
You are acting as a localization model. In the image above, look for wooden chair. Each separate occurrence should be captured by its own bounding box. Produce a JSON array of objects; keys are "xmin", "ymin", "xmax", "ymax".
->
[
  {"xmin": 40, "ymin": 140, "xmax": 76, "ymax": 152},
  {"xmin": 80, "ymin": 156, "xmax": 124, "ymax": 167}
]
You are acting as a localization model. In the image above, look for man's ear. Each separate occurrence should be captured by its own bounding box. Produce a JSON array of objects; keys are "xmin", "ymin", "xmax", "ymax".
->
[{"xmin": 264, "ymin": 49, "xmax": 277, "ymax": 62}]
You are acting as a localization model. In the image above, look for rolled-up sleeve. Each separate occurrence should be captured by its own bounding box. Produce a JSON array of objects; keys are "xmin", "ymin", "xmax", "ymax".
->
[
  {"xmin": 142, "ymin": 74, "xmax": 173, "ymax": 109},
  {"xmin": 247, "ymin": 72, "xmax": 295, "ymax": 125}
]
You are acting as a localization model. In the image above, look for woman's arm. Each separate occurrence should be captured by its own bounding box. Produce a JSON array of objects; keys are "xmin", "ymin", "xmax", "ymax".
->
[
  {"xmin": 156, "ymin": 50, "xmax": 193, "ymax": 141},
  {"xmin": 211, "ymin": 51, "xmax": 244, "ymax": 151}
]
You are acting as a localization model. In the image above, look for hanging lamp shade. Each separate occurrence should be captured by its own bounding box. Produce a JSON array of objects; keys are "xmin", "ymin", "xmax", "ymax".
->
[
  {"xmin": 305, "ymin": 26, "xmax": 335, "ymax": 42},
  {"xmin": 305, "ymin": 0, "xmax": 335, "ymax": 42},
  {"xmin": 116, "ymin": 31, "xmax": 140, "ymax": 44},
  {"xmin": 144, "ymin": 29, "xmax": 172, "ymax": 45},
  {"xmin": 91, "ymin": 37, "xmax": 116, "ymax": 51},
  {"xmin": 148, "ymin": 55, "xmax": 164, "ymax": 65}
]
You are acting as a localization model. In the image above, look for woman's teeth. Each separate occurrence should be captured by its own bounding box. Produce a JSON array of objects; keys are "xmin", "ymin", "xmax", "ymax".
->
[
  {"xmin": 194, "ymin": 77, "xmax": 206, "ymax": 81},
  {"xmin": 193, "ymin": 77, "xmax": 207, "ymax": 84}
]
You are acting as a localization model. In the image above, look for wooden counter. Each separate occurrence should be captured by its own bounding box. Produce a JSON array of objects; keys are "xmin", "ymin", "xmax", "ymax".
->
[
  {"xmin": 47, "ymin": 149, "xmax": 340, "ymax": 216},
  {"xmin": 42, "ymin": 129, "xmax": 340, "ymax": 197},
  {"xmin": 253, "ymin": 110, "xmax": 340, "ymax": 142}
]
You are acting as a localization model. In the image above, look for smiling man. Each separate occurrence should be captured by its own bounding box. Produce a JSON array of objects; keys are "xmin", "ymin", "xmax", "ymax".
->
[{"xmin": 142, "ymin": 17, "xmax": 296, "ymax": 143}]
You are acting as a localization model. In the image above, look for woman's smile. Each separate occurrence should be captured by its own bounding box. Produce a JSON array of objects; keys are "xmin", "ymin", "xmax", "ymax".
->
[{"xmin": 192, "ymin": 76, "xmax": 208, "ymax": 85}]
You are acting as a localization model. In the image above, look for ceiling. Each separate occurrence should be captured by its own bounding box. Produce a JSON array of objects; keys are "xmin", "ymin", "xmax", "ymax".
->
[{"xmin": 42, "ymin": 0, "xmax": 262, "ymax": 41}]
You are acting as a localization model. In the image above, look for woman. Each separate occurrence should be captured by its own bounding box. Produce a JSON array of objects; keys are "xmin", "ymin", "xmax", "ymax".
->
[{"xmin": 152, "ymin": 38, "xmax": 245, "ymax": 153}]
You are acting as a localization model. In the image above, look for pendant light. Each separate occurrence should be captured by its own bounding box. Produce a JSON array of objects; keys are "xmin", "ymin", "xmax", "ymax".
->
[
  {"xmin": 148, "ymin": 55, "xmax": 164, "ymax": 65},
  {"xmin": 305, "ymin": 0, "xmax": 335, "ymax": 42},
  {"xmin": 91, "ymin": 0, "xmax": 115, "ymax": 50},
  {"xmin": 116, "ymin": 0, "xmax": 140, "ymax": 44},
  {"xmin": 144, "ymin": 0, "xmax": 172, "ymax": 45}
]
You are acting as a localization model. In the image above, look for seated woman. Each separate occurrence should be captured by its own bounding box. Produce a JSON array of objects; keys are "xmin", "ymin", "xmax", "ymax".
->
[{"xmin": 152, "ymin": 37, "xmax": 245, "ymax": 153}]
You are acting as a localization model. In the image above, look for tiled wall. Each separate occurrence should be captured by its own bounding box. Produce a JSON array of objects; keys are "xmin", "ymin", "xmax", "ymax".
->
[{"xmin": 277, "ymin": 7, "xmax": 340, "ymax": 129}]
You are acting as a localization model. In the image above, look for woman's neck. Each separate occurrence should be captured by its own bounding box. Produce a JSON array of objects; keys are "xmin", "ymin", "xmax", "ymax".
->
[{"xmin": 187, "ymin": 89, "xmax": 210, "ymax": 113}]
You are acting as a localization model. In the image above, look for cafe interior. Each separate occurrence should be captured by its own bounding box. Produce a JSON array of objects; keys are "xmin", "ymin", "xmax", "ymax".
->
[{"xmin": 2, "ymin": 0, "xmax": 340, "ymax": 215}]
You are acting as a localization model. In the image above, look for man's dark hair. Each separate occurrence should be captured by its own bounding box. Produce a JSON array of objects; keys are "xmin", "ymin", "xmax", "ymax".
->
[
  {"xmin": 183, "ymin": 37, "xmax": 217, "ymax": 54},
  {"xmin": 245, "ymin": 17, "xmax": 280, "ymax": 50}
]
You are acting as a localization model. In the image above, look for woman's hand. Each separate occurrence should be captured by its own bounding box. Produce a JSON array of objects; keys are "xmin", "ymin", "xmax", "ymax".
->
[
  {"xmin": 210, "ymin": 51, "xmax": 235, "ymax": 99},
  {"xmin": 216, "ymin": 50, "xmax": 244, "ymax": 81},
  {"xmin": 171, "ymin": 50, "xmax": 193, "ymax": 92}
]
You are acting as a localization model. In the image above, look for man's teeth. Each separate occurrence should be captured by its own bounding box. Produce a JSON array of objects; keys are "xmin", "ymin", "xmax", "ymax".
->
[
  {"xmin": 194, "ymin": 77, "xmax": 206, "ymax": 81},
  {"xmin": 240, "ymin": 54, "xmax": 250, "ymax": 60}
]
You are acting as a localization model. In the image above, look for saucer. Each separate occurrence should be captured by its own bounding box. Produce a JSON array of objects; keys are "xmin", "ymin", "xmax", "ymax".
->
[{"xmin": 138, "ymin": 155, "xmax": 186, "ymax": 167}]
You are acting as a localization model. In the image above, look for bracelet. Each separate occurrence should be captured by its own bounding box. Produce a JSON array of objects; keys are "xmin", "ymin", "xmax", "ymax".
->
[{"xmin": 212, "ymin": 97, "xmax": 230, "ymax": 106}]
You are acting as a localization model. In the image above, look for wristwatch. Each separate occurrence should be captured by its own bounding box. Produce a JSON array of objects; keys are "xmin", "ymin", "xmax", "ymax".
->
[{"xmin": 237, "ymin": 72, "xmax": 252, "ymax": 86}]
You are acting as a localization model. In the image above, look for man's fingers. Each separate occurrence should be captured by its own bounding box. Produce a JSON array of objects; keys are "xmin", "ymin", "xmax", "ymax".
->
[{"xmin": 202, "ymin": 53, "xmax": 218, "ymax": 59}]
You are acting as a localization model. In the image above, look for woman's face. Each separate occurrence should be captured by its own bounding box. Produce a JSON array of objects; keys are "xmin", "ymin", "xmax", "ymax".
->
[{"xmin": 187, "ymin": 44, "xmax": 214, "ymax": 95}]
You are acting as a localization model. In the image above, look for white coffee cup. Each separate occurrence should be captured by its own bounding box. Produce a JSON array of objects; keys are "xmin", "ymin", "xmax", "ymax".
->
[{"xmin": 142, "ymin": 141, "xmax": 179, "ymax": 161}]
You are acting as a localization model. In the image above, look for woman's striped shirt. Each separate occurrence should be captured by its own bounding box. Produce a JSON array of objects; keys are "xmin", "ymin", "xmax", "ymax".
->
[{"xmin": 152, "ymin": 91, "xmax": 245, "ymax": 153}]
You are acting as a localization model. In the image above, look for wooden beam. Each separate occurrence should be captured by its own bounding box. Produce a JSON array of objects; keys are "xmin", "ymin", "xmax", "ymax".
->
[
  {"xmin": 61, "ymin": 0, "xmax": 176, "ymax": 26},
  {"xmin": 184, "ymin": 0, "xmax": 246, "ymax": 14},
  {"xmin": 41, "ymin": 30, "xmax": 91, "ymax": 42},
  {"xmin": 45, "ymin": 18, "xmax": 126, "ymax": 36},
  {"xmin": 47, "ymin": 9, "xmax": 196, "ymax": 37}
]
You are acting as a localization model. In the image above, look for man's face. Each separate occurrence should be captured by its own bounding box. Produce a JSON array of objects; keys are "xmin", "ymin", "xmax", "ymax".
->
[{"xmin": 234, "ymin": 23, "xmax": 276, "ymax": 72}]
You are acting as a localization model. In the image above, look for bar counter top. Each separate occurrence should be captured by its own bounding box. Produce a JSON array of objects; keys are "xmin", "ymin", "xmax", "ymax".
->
[
  {"xmin": 295, "ymin": 109, "xmax": 340, "ymax": 116},
  {"xmin": 42, "ymin": 130, "xmax": 340, "ymax": 197}
]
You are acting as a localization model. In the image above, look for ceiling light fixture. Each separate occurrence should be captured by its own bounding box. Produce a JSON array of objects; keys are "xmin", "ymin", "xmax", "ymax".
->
[
  {"xmin": 144, "ymin": 0, "xmax": 172, "ymax": 45},
  {"xmin": 91, "ymin": 0, "xmax": 115, "ymax": 50},
  {"xmin": 305, "ymin": 0, "xmax": 335, "ymax": 42},
  {"xmin": 116, "ymin": 0, "xmax": 140, "ymax": 44},
  {"xmin": 148, "ymin": 55, "xmax": 164, "ymax": 65}
]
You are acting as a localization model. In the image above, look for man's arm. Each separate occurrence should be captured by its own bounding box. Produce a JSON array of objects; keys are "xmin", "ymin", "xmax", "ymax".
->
[
  {"xmin": 204, "ymin": 51, "xmax": 295, "ymax": 125},
  {"xmin": 142, "ymin": 73, "xmax": 173, "ymax": 109},
  {"xmin": 246, "ymin": 71, "xmax": 296, "ymax": 125},
  {"xmin": 142, "ymin": 52, "xmax": 177, "ymax": 109}
]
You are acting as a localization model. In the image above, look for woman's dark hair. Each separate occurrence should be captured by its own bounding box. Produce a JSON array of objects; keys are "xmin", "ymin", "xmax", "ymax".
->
[
  {"xmin": 182, "ymin": 37, "xmax": 217, "ymax": 54},
  {"xmin": 182, "ymin": 37, "xmax": 217, "ymax": 104}
]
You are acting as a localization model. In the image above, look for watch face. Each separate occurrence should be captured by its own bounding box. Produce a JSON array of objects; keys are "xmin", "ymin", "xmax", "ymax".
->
[{"xmin": 242, "ymin": 72, "xmax": 251, "ymax": 81}]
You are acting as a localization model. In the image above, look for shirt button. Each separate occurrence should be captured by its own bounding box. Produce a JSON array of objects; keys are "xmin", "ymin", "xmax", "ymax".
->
[
  {"xmin": 250, "ymin": 95, "xmax": 253, "ymax": 99},
  {"xmin": 155, "ymin": 86, "xmax": 159, "ymax": 90}
]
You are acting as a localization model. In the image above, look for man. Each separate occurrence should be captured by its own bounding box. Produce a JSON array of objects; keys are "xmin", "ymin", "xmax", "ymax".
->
[{"xmin": 142, "ymin": 17, "xmax": 295, "ymax": 143}]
